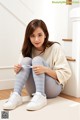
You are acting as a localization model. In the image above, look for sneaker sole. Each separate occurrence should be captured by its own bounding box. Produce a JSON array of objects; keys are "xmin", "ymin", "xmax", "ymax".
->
[
  {"xmin": 26, "ymin": 102, "xmax": 47, "ymax": 111},
  {"xmin": 3, "ymin": 101, "xmax": 22, "ymax": 110}
]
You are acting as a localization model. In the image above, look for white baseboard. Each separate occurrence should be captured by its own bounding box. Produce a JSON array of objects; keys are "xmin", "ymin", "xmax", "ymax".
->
[{"xmin": 0, "ymin": 79, "xmax": 15, "ymax": 90}]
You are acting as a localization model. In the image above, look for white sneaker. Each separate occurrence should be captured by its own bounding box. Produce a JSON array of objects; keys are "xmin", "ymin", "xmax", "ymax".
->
[
  {"xmin": 26, "ymin": 92, "xmax": 47, "ymax": 111},
  {"xmin": 3, "ymin": 92, "xmax": 22, "ymax": 110}
]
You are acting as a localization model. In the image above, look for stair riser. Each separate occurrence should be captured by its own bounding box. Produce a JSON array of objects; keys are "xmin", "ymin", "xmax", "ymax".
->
[{"xmin": 62, "ymin": 42, "xmax": 72, "ymax": 56}]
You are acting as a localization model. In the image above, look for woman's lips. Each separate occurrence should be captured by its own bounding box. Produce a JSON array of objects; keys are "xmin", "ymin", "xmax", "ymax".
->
[{"xmin": 35, "ymin": 43, "xmax": 40, "ymax": 45}]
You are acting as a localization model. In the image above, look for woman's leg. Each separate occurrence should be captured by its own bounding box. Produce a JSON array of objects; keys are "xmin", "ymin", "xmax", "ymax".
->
[
  {"xmin": 25, "ymin": 70, "xmax": 36, "ymax": 96},
  {"xmin": 26, "ymin": 56, "xmax": 47, "ymax": 111},
  {"xmin": 32, "ymin": 56, "xmax": 46, "ymax": 96},
  {"xmin": 14, "ymin": 57, "xmax": 32, "ymax": 95},
  {"xmin": 3, "ymin": 57, "xmax": 32, "ymax": 110},
  {"xmin": 45, "ymin": 75, "xmax": 62, "ymax": 98},
  {"xmin": 26, "ymin": 56, "xmax": 62, "ymax": 111},
  {"xmin": 32, "ymin": 56, "xmax": 62, "ymax": 98}
]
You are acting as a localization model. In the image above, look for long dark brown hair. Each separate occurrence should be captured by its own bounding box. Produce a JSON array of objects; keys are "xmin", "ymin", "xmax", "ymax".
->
[{"xmin": 22, "ymin": 19, "xmax": 59, "ymax": 57}]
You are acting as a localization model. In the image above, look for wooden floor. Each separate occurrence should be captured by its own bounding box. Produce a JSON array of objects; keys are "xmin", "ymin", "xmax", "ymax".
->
[
  {"xmin": 0, "ymin": 88, "xmax": 80, "ymax": 103},
  {"xmin": 0, "ymin": 88, "xmax": 27, "ymax": 100}
]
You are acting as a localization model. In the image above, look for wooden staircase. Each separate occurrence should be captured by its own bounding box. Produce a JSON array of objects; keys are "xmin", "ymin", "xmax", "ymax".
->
[
  {"xmin": 61, "ymin": 38, "xmax": 80, "ymax": 97},
  {"xmin": 62, "ymin": 7, "xmax": 80, "ymax": 98}
]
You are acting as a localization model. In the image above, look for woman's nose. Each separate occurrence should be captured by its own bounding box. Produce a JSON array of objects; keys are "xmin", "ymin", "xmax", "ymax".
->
[{"xmin": 35, "ymin": 37, "xmax": 38, "ymax": 41}]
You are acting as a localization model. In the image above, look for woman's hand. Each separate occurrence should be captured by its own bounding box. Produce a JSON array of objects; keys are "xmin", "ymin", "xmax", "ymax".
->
[
  {"xmin": 32, "ymin": 65, "xmax": 47, "ymax": 75},
  {"xmin": 14, "ymin": 64, "xmax": 22, "ymax": 74},
  {"xmin": 32, "ymin": 65, "xmax": 58, "ymax": 80}
]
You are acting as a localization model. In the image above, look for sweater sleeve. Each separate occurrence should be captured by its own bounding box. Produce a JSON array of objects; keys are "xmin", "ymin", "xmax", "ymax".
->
[{"xmin": 53, "ymin": 44, "xmax": 72, "ymax": 87}]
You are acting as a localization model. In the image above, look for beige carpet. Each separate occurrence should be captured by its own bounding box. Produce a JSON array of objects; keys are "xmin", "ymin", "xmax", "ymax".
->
[{"xmin": 0, "ymin": 96, "xmax": 80, "ymax": 120}]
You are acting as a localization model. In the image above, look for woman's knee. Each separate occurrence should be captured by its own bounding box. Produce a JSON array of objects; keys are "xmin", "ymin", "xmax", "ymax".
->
[
  {"xmin": 32, "ymin": 56, "xmax": 43, "ymax": 64},
  {"xmin": 21, "ymin": 57, "xmax": 32, "ymax": 65}
]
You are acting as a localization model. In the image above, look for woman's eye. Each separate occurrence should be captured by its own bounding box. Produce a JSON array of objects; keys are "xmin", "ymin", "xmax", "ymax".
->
[
  {"xmin": 30, "ymin": 34, "xmax": 42, "ymax": 38},
  {"xmin": 38, "ymin": 34, "xmax": 42, "ymax": 37},
  {"xmin": 31, "ymin": 35, "xmax": 35, "ymax": 37}
]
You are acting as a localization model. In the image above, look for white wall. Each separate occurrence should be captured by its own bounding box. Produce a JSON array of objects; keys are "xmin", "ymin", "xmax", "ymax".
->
[
  {"xmin": 0, "ymin": 2, "xmax": 26, "ymax": 89},
  {"xmin": 67, "ymin": 0, "xmax": 80, "ymax": 38},
  {"xmin": 0, "ymin": 0, "xmax": 70, "ymax": 89},
  {"xmin": 19, "ymin": 0, "xmax": 69, "ymax": 42},
  {"xmin": 39, "ymin": 1, "xmax": 69, "ymax": 42},
  {"xmin": 0, "ymin": 5, "xmax": 25, "ymax": 67}
]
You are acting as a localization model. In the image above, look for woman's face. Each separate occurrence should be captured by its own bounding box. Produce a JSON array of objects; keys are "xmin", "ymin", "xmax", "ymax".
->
[{"xmin": 30, "ymin": 27, "xmax": 46, "ymax": 50}]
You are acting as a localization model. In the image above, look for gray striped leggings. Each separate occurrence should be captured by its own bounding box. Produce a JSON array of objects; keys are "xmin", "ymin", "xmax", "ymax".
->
[{"xmin": 14, "ymin": 56, "xmax": 62, "ymax": 98}]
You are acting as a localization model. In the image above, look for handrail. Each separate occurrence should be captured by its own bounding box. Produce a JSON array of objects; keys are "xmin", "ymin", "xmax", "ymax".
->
[
  {"xmin": 0, "ymin": 66, "xmax": 14, "ymax": 69},
  {"xmin": 0, "ymin": 2, "xmax": 26, "ymax": 26}
]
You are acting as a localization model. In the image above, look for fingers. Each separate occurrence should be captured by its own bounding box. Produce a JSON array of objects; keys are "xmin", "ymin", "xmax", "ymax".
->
[
  {"xmin": 14, "ymin": 64, "xmax": 22, "ymax": 73},
  {"xmin": 33, "ymin": 66, "xmax": 39, "ymax": 70},
  {"xmin": 32, "ymin": 66, "xmax": 41, "ymax": 74},
  {"xmin": 33, "ymin": 66, "xmax": 40, "ymax": 71}
]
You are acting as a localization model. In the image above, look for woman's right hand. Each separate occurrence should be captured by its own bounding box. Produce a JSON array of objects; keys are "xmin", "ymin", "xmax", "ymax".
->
[{"xmin": 14, "ymin": 64, "xmax": 22, "ymax": 74}]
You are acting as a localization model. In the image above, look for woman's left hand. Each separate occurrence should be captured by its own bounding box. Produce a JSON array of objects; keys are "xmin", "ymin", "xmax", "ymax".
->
[{"xmin": 32, "ymin": 65, "xmax": 47, "ymax": 75}]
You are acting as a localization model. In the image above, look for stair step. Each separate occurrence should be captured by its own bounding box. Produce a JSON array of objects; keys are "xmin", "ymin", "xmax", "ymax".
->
[
  {"xmin": 66, "ymin": 0, "xmax": 72, "ymax": 5},
  {"xmin": 62, "ymin": 39, "xmax": 72, "ymax": 41},
  {"xmin": 66, "ymin": 56, "xmax": 76, "ymax": 61}
]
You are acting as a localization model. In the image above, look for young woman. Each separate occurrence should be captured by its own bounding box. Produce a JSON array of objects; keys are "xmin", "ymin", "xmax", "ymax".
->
[{"xmin": 3, "ymin": 19, "xmax": 71, "ymax": 111}]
